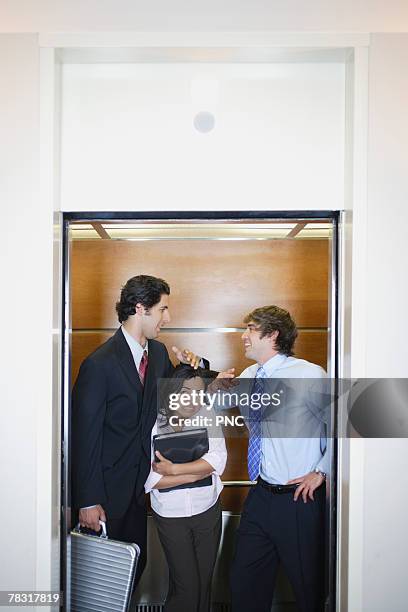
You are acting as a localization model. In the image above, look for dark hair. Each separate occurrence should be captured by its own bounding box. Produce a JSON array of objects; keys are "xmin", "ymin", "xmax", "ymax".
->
[
  {"xmin": 158, "ymin": 364, "xmax": 217, "ymax": 424},
  {"xmin": 244, "ymin": 305, "xmax": 298, "ymax": 356},
  {"xmin": 115, "ymin": 275, "xmax": 170, "ymax": 323}
]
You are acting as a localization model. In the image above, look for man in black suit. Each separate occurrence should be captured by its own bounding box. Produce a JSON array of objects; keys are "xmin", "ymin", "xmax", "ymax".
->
[{"xmin": 71, "ymin": 274, "xmax": 203, "ymax": 583}]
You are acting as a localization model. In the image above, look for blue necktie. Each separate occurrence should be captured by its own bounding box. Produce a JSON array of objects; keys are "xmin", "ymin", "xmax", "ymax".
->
[{"xmin": 247, "ymin": 366, "xmax": 266, "ymax": 481}]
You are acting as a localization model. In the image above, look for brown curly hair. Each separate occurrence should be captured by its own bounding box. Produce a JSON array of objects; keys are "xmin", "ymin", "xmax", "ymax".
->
[{"xmin": 244, "ymin": 305, "xmax": 298, "ymax": 356}]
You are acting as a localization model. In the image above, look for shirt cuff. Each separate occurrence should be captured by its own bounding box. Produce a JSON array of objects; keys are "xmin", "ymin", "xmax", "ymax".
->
[
  {"xmin": 144, "ymin": 471, "xmax": 163, "ymax": 493},
  {"xmin": 81, "ymin": 505, "xmax": 97, "ymax": 510},
  {"xmin": 201, "ymin": 451, "xmax": 226, "ymax": 476},
  {"xmin": 315, "ymin": 453, "xmax": 329, "ymax": 475}
]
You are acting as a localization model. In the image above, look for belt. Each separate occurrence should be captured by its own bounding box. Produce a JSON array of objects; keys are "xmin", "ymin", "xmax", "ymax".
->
[{"xmin": 257, "ymin": 476, "xmax": 299, "ymax": 494}]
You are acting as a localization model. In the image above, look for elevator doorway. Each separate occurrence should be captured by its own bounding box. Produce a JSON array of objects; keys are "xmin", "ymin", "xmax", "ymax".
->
[{"xmin": 62, "ymin": 211, "xmax": 339, "ymax": 611}]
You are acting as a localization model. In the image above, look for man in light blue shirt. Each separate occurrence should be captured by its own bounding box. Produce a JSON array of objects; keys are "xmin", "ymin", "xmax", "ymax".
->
[{"xmin": 230, "ymin": 305, "xmax": 328, "ymax": 612}]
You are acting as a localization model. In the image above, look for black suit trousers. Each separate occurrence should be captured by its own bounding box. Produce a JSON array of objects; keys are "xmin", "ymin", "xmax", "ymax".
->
[
  {"xmin": 230, "ymin": 483, "xmax": 325, "ymax": 612},
  {"xmin": 105, "ymin": 490, "xmax": 148, "ymax": 587}
]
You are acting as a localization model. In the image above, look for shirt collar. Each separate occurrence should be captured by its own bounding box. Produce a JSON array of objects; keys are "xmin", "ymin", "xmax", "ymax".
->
[
  {"xmin": 121, "ymin": 325, "xmax": 148, "ymax": 368},
  {"xmin": 258, "ymin": 353, "xmax": 287, "ymax": 377}
]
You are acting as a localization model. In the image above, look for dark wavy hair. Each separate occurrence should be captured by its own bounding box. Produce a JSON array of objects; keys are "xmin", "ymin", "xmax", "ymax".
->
[
  {"xmin": 244, "ymin": 305, "xmax": 298, "ymax": 356},
  {"xmin": 115, "ymin": 275, "xmax": 170, "ymax": 323},
  {"xmin": 158, "ymin": 364, "xmax": 217, "ymax": 425}
]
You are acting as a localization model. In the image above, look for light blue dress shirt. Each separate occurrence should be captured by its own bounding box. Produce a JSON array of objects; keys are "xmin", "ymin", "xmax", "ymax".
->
[{"xmin": 239, "ymin": 353, "xmax": 329, "ymax": 485}]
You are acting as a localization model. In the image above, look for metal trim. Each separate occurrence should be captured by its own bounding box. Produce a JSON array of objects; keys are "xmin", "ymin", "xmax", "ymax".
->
[
  {"xmin": 326, "ymin": 211, "xmax": 340, "ymax": 612},
  {"xmin": 64, "ymin": 210, "xmax": 337, "ymax": 222},
  {"xmin": 61, "ymin": 217, "xmax": 72, "ymax": 611},
  {"xmin": 68, "ymin": 236, "xmax": 331, "ymax": 242},
  {"xmin": 61, "ymin": 209, "xmax": 340, "ymax": 611},
  {"xmin": 222, "ymin": 481, "xmax": 254, "ymax": 487},
  {"xmin": 71, "ymin": 327, "xmax": 328, "ymax": 334}
]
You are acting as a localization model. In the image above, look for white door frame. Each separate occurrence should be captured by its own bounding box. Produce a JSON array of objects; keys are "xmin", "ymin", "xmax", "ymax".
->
[{"xmin": 39, "ymin": 32, "xmax": 369, "ymax": 612}]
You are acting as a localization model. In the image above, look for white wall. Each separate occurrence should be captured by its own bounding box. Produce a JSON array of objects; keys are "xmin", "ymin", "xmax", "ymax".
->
[
  {"xmin": 0, "ymin": 32, "xmax": 51, "ymax": 601},
  {"xmin": 1, "ymin": 18, "xmax": 408, "ymax": 612},
  {"xmin": 1, "ymin": 0, "xmax": 408, "ymax": 32},
  {"xmin": 61, "ymin": 61, "xmax": 344, "ymax": 212},
  {"xmin": 360, "ymin": 34, "xmax": 408, "ymax": 612},
  {"xmin": 366, "ymin": 34, "xmax": 408, "ymax": 377}
]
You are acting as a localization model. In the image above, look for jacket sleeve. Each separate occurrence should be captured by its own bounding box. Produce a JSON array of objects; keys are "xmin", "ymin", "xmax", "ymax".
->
[
  {"xmin": 163, "ymin": 345, "xmax": 176, "ymax": 378},
  {"xmin": 71, "ymin": 357, "xmax": 108, "ymax": 509}
]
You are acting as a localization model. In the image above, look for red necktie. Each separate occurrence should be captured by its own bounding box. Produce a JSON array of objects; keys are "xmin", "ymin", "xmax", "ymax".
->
[{"xmin": 139, "ymin": 350, "xmax": 148, "ymax": 386}]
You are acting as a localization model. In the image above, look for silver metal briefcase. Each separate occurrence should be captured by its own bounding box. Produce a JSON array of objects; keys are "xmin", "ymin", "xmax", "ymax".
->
[{"xmin": 70, "ymin": 521, "xmax": 140, "ymax": 612}]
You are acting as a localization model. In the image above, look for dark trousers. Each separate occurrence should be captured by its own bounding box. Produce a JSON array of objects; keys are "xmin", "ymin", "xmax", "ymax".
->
[
  {"xmin": 153, "ymin": 499, "xmax": 222, "ymax": 612},
  {"xmin": 106, "ymin": 492, "xmax": 148, "ymax": 587},
  {"xmin": 230, "ymin": 484, "xmax": 325, "ymax": 612}
]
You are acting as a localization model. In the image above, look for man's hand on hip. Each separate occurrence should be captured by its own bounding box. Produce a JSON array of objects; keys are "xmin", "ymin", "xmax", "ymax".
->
[
  {"xmin": 287, "ymin": 472, "xmax": 325, "ymax": 503},
  {"xmin": 79, "ymin": 504, "xmax": 106, "ymax": 532}
]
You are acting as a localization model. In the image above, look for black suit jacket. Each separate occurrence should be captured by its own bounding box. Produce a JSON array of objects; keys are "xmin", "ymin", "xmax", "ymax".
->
[{"xmin": 71, "ymin": 328, "xmax": 175, "ymax": 519}]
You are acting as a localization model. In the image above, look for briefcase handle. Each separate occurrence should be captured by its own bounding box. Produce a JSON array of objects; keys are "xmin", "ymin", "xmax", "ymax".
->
[{"xmin": 74, "ymin": 520, "xmax": 108, "ymax": 539}]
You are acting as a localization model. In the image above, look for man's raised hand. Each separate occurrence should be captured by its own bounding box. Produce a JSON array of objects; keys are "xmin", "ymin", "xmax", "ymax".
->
[
  {"xmin": 207, "ymin": 368, "xmax": 237, "ymax": 393},
  {"xmin": 172, "ymin": 346, "xmax": 201, "ymax": 369}
]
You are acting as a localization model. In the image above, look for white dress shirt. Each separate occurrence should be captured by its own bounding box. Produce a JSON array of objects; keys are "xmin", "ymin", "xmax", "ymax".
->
[
  {"xmin": 121, "ymin": 324, "xmax": 148, "ymax": 370},
  {"xmin": 145, "ymin": 406, "xmax": 227, "ymax": 518}
]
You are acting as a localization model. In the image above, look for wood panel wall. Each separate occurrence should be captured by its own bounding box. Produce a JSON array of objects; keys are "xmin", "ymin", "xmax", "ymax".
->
[
  {"xmin": 71, "ymin": 238, "xmax": 330, "ymax": 511},
  {"xmin": 72, "ymin": 239, "xmax": 329, "ymax": 329}
]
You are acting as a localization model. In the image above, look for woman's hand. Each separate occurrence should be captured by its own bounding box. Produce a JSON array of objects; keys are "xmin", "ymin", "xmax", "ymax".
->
[
  {"xmin": 152, "ymin": 451, "xmax": 215, "ymax": 478},
  {"xmin": 152, "ymin": 451, "xmax": 177, "ymax": 476}
]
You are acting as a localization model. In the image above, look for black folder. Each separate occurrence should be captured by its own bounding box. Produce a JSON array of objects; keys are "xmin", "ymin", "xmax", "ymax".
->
[{"xmin": 153, "ymin": 428, "xmax": 212, "ymax": 492}]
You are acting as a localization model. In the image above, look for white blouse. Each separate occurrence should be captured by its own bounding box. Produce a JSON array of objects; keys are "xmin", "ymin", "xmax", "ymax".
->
[{"xmin": 144, "ymin": 409, "xmax": 227, "ymax": 518}]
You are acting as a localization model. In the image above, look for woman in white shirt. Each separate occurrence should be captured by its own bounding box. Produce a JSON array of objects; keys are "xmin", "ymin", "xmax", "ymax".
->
[{"xmin": 145, "ymin": 364, "xmax": 227, "ymax": 612}]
